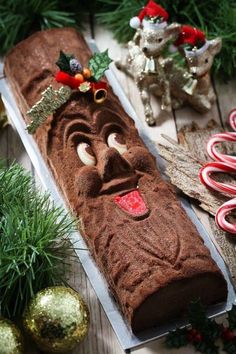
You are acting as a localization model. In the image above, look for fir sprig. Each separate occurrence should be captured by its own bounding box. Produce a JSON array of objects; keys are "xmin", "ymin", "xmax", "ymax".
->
[
  {"xmin": 97, "ymin": 0, "xmax": 236, "ymax": 80},
  {"xmin": 0, "ymin": 0, "xmax": 77, "ymax": 56},
  {"xmin": 0, "ymin": 163, "xmax": 74, "ymax": 318}
]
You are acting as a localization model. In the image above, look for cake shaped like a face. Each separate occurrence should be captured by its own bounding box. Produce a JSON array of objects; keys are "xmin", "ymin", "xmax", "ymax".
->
[
  {"xmin": 4, "ymin": 28, "xmax": 227, "ymax": 333},
  {"xmin": 47, "ymin": 91, "xmax": 226, "ymax": 332}
]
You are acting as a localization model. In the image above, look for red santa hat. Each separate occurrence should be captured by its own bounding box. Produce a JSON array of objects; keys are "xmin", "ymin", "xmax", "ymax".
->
[
  {"xmin": 170, "ymin": 25, "xmax": 210, "ymax": 56},
  {"xmin": 174, "ymin": 25, "xmax": 205, "ymax": 48},
  {"xmin": 130, "ymin": 1, "xmax": 169, "ymax": 30}
]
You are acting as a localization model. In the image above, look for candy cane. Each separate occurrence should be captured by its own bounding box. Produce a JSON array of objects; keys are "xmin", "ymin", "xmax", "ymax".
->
[
  {"xmin": 229, "ymin": 108, "xmax": 236, "ymax": 131},
  {"xmin": 199, "ymin": 108, "xmax": 236, "ymax": 234},
  {"xmin": 206, "ymin": 132, "xmax": 236, "ymax": 165},
  {"xmin": 199, "ymin": 162, "xmax": 236, "ymax": 195},
  {"xmin": 215, "ymin": 198, "xmax": 236, "ymax": 234}
]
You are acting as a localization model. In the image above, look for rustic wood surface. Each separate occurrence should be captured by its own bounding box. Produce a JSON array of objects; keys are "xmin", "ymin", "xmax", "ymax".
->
[{"xmin": 0, "ymin": 22, "xmax": 236, "ymax": 354}]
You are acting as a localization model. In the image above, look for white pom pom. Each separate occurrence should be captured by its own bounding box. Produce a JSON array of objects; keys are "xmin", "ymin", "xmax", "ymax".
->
[
  {"xmin": 129, "ymin": 17, "xmax": 140, "ymax": 29},
  {"xmin": 168, "ymin": 44, "xmax": 178, "ymax": 53}
]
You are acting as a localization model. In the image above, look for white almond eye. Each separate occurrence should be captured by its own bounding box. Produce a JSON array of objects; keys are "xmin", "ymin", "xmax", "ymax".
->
[
  {"xmin": 107, "ymin": 132, "xmax": 127, "ymax": 154},
  {"xmin": 77, "ymin": 142, "xmax": 96, "ymax": 166}
]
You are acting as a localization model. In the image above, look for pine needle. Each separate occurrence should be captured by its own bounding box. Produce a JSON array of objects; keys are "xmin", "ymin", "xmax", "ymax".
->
[
  {"xmin": 0, "ymin": 0, "xmax": 78, "ymax": 56},
  {"xmin": 0, "ymin": 162, "xmax": 74, "ymax": 318}
]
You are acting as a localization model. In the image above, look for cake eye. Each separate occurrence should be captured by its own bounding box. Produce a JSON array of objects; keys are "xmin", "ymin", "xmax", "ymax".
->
[
  {"xmin": 77, "ymin": 142, "xmax": 96, "ymax": 166},
  {"xmin": 107, "ymin": 132, "xmax": 127, "ymax": 154}
]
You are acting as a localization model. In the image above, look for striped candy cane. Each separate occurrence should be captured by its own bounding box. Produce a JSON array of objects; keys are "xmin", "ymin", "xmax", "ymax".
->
[
  {"xmin": 206, "ymin": 132, "xmax": 236, "ymax": 165},
  {"xmin": 229, "ymin": 108, "xmax": 236, "ymax": 131},
  {"xmin": 199, "ymin": 162, "xmax": 236, "ymax": 195},
  {"xmin": 215, "ymin": 198, "xmax": 236, "ymax": 234},
  {"xmin": 199, "ymin": 108, "xmax": 236, "ymax": 234}
]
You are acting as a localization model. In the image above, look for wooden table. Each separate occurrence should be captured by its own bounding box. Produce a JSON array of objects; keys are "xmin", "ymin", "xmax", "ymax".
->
[{"xmin": 0, "ymin": 24, "xmax": 236, "ymax": 354}]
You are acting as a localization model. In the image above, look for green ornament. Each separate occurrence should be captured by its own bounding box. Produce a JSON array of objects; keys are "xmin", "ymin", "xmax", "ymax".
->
[
  {"xmin": 0, "ymin": 318, "xmax": 24, "ymax": 354},
  {"xmin": 23, "ymin": 286, "xmax": 90, "ymax": 353},
  {"xmin": 89, "ymin": 49, "xmax": 112, "ymax": 81}
]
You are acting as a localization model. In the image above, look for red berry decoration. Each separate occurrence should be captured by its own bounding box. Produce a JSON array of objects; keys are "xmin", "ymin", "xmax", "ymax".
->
[
  {"xmin": 194, "ymin": 333, "xmax": 203, "ymax": 342},
  {"xmin": 74, "ymin": 73, "xmax": 84, "ymax": 84},
  {"xmin": 165, "ymin": 302, "xmax": 236, "ymax": 353},
  {"xmin": 222, "ymin": 327, "xmax": 235, "ymax": 341},
  {"xmin": 187, "ymin": 329, "xmax": 203, "ymax": 343},
  {"xmin": 187, "ymin": 332, "xmax": 194, "ymax": 342}
]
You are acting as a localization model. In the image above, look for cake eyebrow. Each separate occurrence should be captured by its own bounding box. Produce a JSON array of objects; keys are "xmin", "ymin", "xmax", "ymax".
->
[
  {"xmin": 93, "ymin": 111, "xmax": 127, "ymax": 132},
  {"xmin": 64, "ymin": 120, "xmax": 92, "ymax": 141}
]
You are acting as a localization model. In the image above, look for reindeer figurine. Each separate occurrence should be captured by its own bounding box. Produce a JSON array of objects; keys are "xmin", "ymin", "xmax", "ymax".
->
[
  {"xmin": 116, "ymin": 1, "xmax": 181, "ymax": 126},
  {"xmin": 166, "ymin": 25, "xmax": 222, "ymax": 113}
]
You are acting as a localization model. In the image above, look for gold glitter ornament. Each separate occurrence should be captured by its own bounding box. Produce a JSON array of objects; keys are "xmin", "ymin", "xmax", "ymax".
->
[
  {"xmin": 23, "ymin": 286, "xmax": 89, "ymax": 353},
  {"xmin": 0, "ymin": 318, "xmax": 24, "ymax": 354}
]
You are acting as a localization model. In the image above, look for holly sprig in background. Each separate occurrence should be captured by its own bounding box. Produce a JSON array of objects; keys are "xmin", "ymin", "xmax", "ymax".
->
[{"xmin": 165, "ymin": 299, "xmax": 236, "ymax": 354}]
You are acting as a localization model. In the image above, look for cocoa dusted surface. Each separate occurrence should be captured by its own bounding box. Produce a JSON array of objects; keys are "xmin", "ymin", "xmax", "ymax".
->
[{"xmin": 4, "ymin": 28, "xmax": 227, "ymax": 332}]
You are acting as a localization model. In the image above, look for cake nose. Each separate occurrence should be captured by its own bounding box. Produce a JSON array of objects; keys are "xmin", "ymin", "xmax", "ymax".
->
[{"xmin": 100, "ymin": 147, "xmax": 133, "ymax": 182}]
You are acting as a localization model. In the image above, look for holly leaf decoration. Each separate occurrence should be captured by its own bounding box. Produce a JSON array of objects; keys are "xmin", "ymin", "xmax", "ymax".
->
[
  {"xmin": 188, "ymin": 299, "xmax": 221, "ymax": 341},
  {"xmin": 89, "ymin": 50, "xmax": 112, "ymax": 82},
  {"xmin": 164, "ymin": 300, "xmax": 236, "ymax": 354},
  {"xmin": 165, "ymin": 328, "xmax": 189, "ymax": 348},
  {"xmin": 223, "ymin": 340, "xmax": 236, "ymax": 354},
  {"xmin": 56, "ymin": 51, "xmax": 74, "ymax": 74},
  {"xmin": 188, "ymin": 299, "xmax": 209, "ymax": 332},
  {"xmin": 194, "ymin": 340, "xmax": 219, "ymax": 354}
]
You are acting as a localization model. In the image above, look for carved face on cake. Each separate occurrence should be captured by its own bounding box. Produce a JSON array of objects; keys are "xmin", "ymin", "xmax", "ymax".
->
[{"xmin": 49, "ymin": 92, "xmax": 161, "ymax": 220}]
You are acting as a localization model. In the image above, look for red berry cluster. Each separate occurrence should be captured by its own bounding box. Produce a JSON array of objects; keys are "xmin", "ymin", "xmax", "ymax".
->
[
  {"xmin": 221, "ymin": 327, "xmax": 235, "ymax": 341},
  {"xmin": 187, "ymin": 328, "xmax": 203, "ymax": 343},
  {"xmin": 187, "ymin": 326, "xmax": 236, "ymax": 345},
  {"xmin": 55, "ymin": 68, "xmax": 92, "ymax": 90}
]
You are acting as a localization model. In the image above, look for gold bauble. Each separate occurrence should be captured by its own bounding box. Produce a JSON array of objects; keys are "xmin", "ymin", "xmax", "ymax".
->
[
  {"xmin": 23, "ymin": 286, "xmax": 89, "ymax": 353},
  {"xmin": 0, "ymin": 318, "xmax": 24, "ymax": 354}
]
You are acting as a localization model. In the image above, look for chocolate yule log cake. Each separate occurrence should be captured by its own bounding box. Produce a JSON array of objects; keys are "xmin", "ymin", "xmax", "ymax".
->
[{"xmin": 4, "ymin": 28, "xmax": 227, "ymax": 332}]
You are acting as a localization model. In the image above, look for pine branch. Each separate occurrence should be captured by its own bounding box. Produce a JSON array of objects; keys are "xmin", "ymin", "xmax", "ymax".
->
[
  {"xmin": 0, "ymin": 162, "xmax": 74, "ymax": 318},
  {"xmin": 0, "ymin": 0, "xmax": 79, "ymax": 56}
]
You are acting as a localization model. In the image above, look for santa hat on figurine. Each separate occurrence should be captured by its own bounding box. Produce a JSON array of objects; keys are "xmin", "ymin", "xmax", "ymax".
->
[
  {"xmin": 130, "ymin": 1, "xmax": 169, "ymax": 30},
  {"xmin": 171, "ymin": 25, "xmax": 209, "ymax": 56}
]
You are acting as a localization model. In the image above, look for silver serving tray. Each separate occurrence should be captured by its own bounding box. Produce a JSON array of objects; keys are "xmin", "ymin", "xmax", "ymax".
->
[{"xmin": 0, "ymin": 42, "xmax": 235, "ymax": 350}]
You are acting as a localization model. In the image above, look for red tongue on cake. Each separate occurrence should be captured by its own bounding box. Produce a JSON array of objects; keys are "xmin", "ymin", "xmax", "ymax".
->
[{"xmin": 114, "ymin": 190, "xmax": 148, "ymax": 217}]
